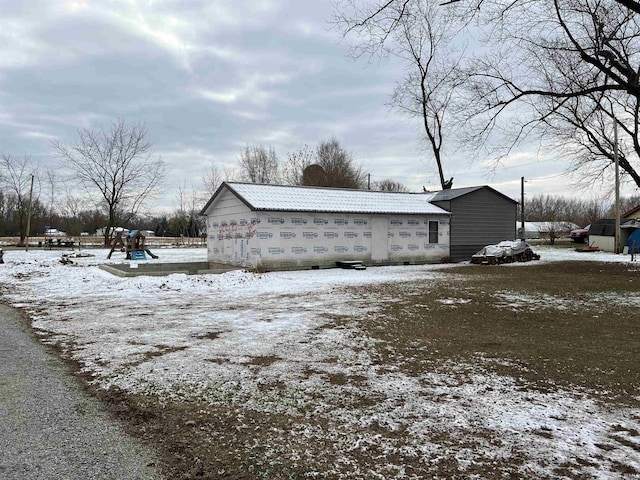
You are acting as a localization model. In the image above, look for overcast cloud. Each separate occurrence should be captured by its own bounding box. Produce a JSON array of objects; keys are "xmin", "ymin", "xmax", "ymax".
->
[{"xmin": 0, "ymin": 0, "xmax": 630, "ymax": 211}]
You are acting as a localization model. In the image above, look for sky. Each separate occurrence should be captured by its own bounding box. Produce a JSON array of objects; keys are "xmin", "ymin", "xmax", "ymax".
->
[{"xmin": 0, "ymin": 0, "xmax": 635, "ymax": 212}]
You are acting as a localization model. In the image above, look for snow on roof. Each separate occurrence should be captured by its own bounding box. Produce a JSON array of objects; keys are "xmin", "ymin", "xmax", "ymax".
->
[
  {"xmin": 431, "ymin": 185, "xmax": 517, "ymax": 204},
  {"xmin": 204, "ymin": 182, "xmax": 450, "ymax": 215},
  {"xmin": 430, "ymin": 186, "xmax": 483, "ymax": 201}
]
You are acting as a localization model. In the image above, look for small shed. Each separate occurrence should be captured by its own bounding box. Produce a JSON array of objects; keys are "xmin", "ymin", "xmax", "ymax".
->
[
  {"xmin": 589, "ymin": 219, "xmax": 616, "ymax": 251},
  {"xmin": 200, "ymin": 182, "xmax": 451, "ymax": 270},
  {"xmin": 588, "ymin": 218, "xmax": 634, "ymax": 252},
  {"xmin": 430, "ymin": 186, "xmax": 518, "ymax": 261}
]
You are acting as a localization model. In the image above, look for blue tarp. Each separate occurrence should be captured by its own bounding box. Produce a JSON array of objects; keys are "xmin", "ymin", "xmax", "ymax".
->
[{"xmin": 626, "ymin": 229, "xmax": 640, "ymax": 253}]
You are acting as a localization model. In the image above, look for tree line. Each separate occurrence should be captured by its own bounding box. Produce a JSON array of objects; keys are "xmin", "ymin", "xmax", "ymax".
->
[
  {"xmin": 1, "ymin": 120, "xmax": 407, "ymax": 246},
  {"xmin": 524, "ymin": 194, "xmax": 640, "ymax": 229},
  {"xmin": 202, "ymin": 137, "xmax": 406, "ymax": 194},
  {"xmin": 6, "ymin": 116, "xmax": 632, "ymax": 248}
]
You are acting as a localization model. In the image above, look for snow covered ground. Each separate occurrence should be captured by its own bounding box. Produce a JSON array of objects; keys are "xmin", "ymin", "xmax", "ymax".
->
[{"xmin": 1, "ymin": 245, "xmax": 639, "ymax": 478}]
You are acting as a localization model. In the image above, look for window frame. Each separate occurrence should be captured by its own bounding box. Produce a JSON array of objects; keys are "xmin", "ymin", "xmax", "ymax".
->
[{"xmin": 428, "ymin": 220, "xmax": 439, "ymax": 244}]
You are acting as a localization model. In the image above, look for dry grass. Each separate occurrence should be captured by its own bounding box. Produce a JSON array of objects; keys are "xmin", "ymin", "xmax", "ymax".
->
[
  {"xmin": 353, "ymin": 261, "xmax": 640, "ymax": 404},
  {"xmin": 83, "ymin": 260, "xmax": 640, "ymax": 478}
]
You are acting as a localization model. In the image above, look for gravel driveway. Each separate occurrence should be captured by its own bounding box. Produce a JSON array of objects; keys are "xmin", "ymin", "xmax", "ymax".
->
[{"xmin": 0, "ymin": 303, "xmax": 162, "ymax": 480}]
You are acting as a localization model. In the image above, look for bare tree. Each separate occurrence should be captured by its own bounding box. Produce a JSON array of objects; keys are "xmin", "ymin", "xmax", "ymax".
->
[
  {"xmin": 525, "ymin": 193, "xmax": 621, "ymax": 240},
  {"xmin": 282, "ymin": 145, "xmax": 315, "ymax": 185},
  {"xmin": 461, "ymin": 0, "xmax": 640, "ymax": 188},
  {"xmin": 525, "ymin": 194, "xmax": 567, "ymax": 244},
  {"xmin": 281, "ymin": 140, "xmax": 366, "ymax": 188},
  {"xmin": 336, "ymin": 1, "xmax": 465, "ymax": 189},
  {"xmin": 543, "ymin": 89, "xmax": 640, "ymax": 189},
  {"xmin": 237, "ymin": 145, "xmax": 280, "ymax": 184},
  {"xmin": 391, "ymin": 4, "xmax": 462, "ymax": 190},
  {"xmin": 60, "ymin": 184, "xmax": 84, "ymax": 218},
  {"xmin": 58, "ymin": 183, "xmax": 87, "ymax": 236},
  {"xmin": 316, "ymin": 138, "xmax": 367, "ymax": 188},
  {"xmin": 372, "ymin": 178, "xmax": 409, "ymax": 192},
  {"xmin": 619, "ymin": 195, "xmax": 640, "ymax": 215},
  {"xmin": 175, "ymin": 180, "xmax": 189, "ymax": 215},
  {"xmin": 52, "ymin": 119, "xmax": 166, "ymax": 245},
  {"xmin": 0, "ymin": 189, "xmax": 5, "ymax": 235},
  {"xmin": 172, "ymin": 180, "xmax": 190, "ymax": 239},
  {"xmin": 43, "ymin": 168, "xmax": 57, "ymax": 220},
  {"xmin": 202, "ymin": 163, "xmax": 225, "ymax": 196},
  {"xmin": 336, "ymin": 0, "xmax": 640, "ymax": 99},
  {"xmin": 302, "ymin": 164, "xmax": 329, "ymax": 187},
  {"xmin": 335, "ymin": 0, "xmax": 640, "ymax": 190},
  {"xmin": 172, "ymin": 180, "xmax": 204, "ymax": 242},
  {"xmin": 0, "ymin": 154, "xmax": 38, "ymax": 246}
]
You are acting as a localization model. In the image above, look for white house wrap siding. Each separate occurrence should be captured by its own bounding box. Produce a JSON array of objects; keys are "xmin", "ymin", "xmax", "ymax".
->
[{"xmin": 202, "ymin": 183, "xmax": 451, "ymax": 270}]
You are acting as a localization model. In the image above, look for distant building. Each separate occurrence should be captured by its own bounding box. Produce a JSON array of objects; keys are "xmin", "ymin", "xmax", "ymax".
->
[
  {"xmin": 589, "ymin": 216, "xmax": 640, "ymax": 252},
  {"xmin": 588, "ymin": 218, "xmax": 620, "ymax": 252},
  {"xmin": 44, "ymin": 227, "xmax": 67, "ymax": 237},
  {"xmin": 95, "ymin": 226, "xmax": 130, "ymax": 238},
  {"xmin": 514, "ymin": 221, "xmax": 579, "ymax": 240}
]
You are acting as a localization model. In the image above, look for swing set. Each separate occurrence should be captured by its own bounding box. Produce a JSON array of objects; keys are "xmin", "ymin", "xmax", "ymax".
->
[{"xmin": 107, "ymin": 230, "xmax": 158, "ymax": 260}]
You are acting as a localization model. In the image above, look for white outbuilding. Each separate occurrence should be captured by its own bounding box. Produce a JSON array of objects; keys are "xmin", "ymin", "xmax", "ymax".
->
[{"xmin": 200, "ymin": 182, "xmax": 451, "ymax": 270}]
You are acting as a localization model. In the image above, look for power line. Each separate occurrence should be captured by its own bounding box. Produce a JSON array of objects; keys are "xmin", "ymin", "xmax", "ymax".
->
[{"xmin": 530, "ymin": 172, "xmax": 567, "ymax": 181}]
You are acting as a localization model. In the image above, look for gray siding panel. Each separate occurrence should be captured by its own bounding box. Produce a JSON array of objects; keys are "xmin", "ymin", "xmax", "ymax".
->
[
  {"xmin": 434, "ymin": 188, "xmax": 516, "ymax": 261},
  {"xmin": 451, "ymin": 244, "xmax": 490, "ymax": 261}
]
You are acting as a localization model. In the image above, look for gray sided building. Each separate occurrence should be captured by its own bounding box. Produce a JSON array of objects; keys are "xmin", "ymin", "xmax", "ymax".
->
[
  {"xmin": 201, "ymin": 182, "xmax": 451, "ymax": 270},
  {"xmin": 430, "ymin": 186, "xmax": 518, "ymax": 262}
]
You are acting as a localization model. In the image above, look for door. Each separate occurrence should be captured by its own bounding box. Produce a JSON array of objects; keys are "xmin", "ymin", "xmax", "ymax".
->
[{"xmin": 371, "ymin": 217, "xmax": 388, "ymax": 263}]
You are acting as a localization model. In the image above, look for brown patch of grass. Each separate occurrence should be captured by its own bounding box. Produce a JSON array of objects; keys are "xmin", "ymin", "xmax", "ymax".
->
[
  {"xmin": 193, "ymin": 331, "xmax": 224, "ymax": 340},
  {"xmin": 327, "ymin": 372, "xmax": 367, "ymax": 386},
  {"xmin": 126, "ymin": 345, "xmax": 188, "ymax": 368},
  {"xmin": 594, "ymin": 442, "xmax": 616, "ymax": 451},
  {"xmin": 245, "ymin": 355, "xmax": 280, "ymax": 366},
  {"xmin": 610, "ymin": 435, "xmax": 640, "ymax": 452},
  {"xmin": 352, "ymin": 261, "xmax": 640, "ymax": 405},
  {"xmin": 533, "ymin": 429, "xmax": 554, "ymax": 439},
  {"xmin": 611, "ymin": 461, "xmax": 639, "ymax": 475},
  {"xmin": 204, "ymin": 357, "xmax": 229, "ymax": 364}
]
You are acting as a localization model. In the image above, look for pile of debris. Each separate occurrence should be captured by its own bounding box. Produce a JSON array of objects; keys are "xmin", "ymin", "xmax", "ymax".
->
[
  {"xmin": 59, "ymin": 252, "xmax": 95, "ymax": 265},
  {"xmin": 471, "ymin": 240, "xmax": 540, "ymax": 265}
]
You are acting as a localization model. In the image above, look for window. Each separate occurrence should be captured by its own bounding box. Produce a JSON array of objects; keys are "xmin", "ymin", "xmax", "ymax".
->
[{"xmin": 428, "ymin": 220, "xmax": 439, "ymax": 244}]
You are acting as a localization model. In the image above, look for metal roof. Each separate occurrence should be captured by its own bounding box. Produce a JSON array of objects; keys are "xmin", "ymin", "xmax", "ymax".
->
[
  {"xmin": 431, "ymin": 185, "xmax": 517, "ymax": 204},
  {"xmin": 430, "ymin": 186, "xmax": 483, "ymax": 201},
  {"xmin": 202, "ymin": 182, "xmax": 450, "ymax": 215},
  {"xmin": 623, "ymin": 204, "xmax": 640, "ymax": 218},
  {"xmin": 590, "ymin": 217, "xmax": 629, "ymax": 236}
]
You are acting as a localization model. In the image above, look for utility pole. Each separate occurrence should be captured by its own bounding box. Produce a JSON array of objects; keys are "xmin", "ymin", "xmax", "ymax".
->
[
  {"xmin": 367, "ymin": 173, "xmax": 371, "ymax": 191},
  {"xmin": 25, "ymin": 174, "xmax": 35, "ymax": 252},
  {"xmin": 614, "ymin": 119, "xmax": 621, "ymax": 254},
  {"xmin": 520, "ymin": 176, "xmax": 525, "ymax": 240}
]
